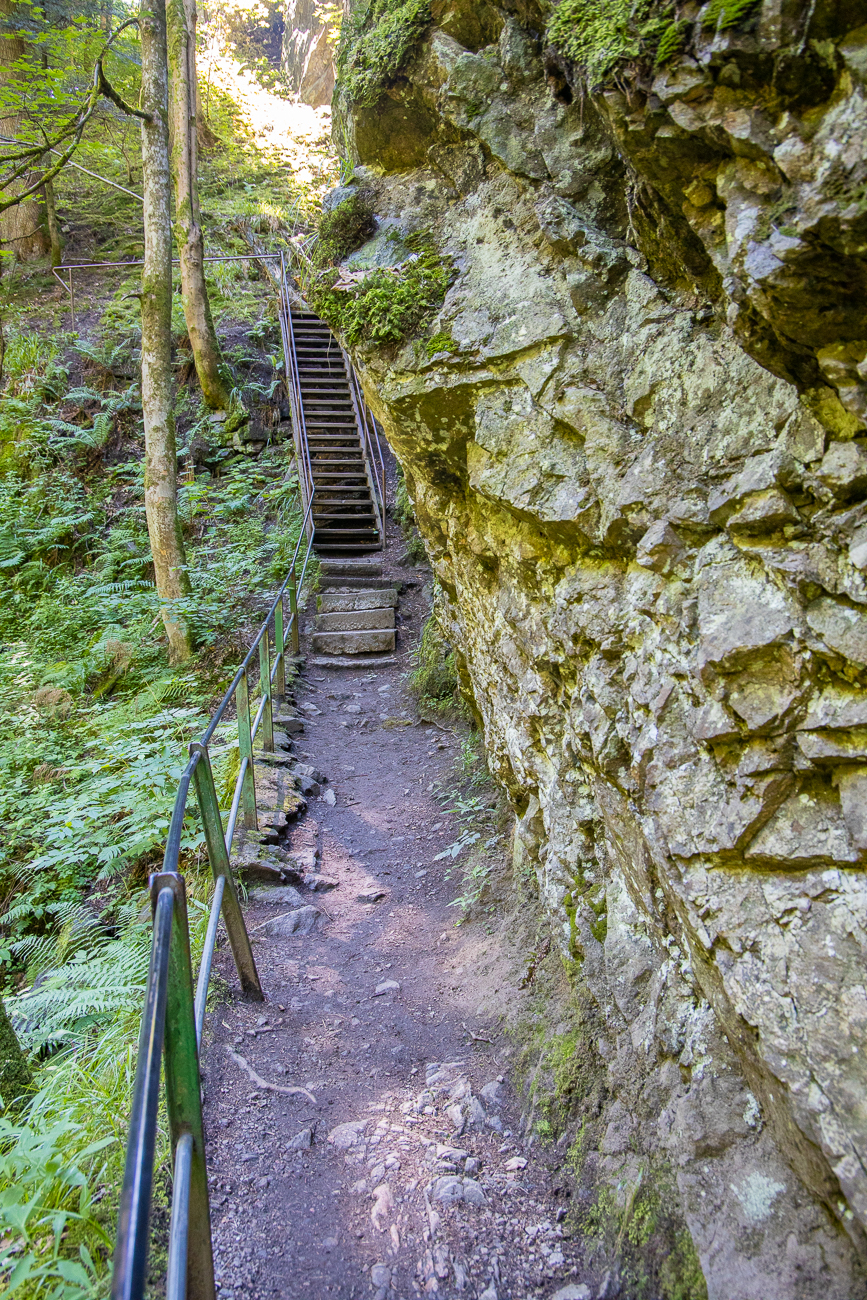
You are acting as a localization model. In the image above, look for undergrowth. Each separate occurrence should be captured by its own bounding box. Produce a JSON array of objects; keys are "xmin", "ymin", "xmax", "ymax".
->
[
  {"xmin": 0, "ymin": 319, "xmax": 303, "ymax": 1296},
  {"xmin": 394, "ymin": 464, "xmax": 426, "ymax": 563},
  {"xmin": 511, "ymin": 983, "xmax": 706, "ymax": 1300}
]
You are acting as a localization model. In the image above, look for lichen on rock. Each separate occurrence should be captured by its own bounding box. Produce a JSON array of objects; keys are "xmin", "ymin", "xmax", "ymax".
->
[{"xmin": 326, "ymin": 0, "xmax": 867, "ymax": 1294}]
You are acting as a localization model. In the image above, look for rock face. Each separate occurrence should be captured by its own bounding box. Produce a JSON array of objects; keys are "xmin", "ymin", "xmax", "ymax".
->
[
  {"xmin": 329, "ymin": 2, "xmax": 867, "ymax": 1294},
  {"xmin": 282, "ymin": 0, "xmax": 334, "ymax": 106}
]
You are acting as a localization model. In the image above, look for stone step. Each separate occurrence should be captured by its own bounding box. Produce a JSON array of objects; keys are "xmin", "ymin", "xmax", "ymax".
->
[
  {"xmin": 318, "ymin": 589, "xmax": 399, "ymax": 613},
  {"xmin": 318, "ymin": 575, "xmax": 397, "ymax": 589},
  {"xmin": 320, "ymin": 560, "xmax": 383, "ymax": 578},
  {"xmin": 309, "ymin": 654, "xmax": 396, "ymax": 669},
  {"xmin": 311, "ymin": 628, "xmax": 395, "ymax": 655},
  {"xmin": 315, "ymin": 608, "xmax": 395, "ymax": 633}
]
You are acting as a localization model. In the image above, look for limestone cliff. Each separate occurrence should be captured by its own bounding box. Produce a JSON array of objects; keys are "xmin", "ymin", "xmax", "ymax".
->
[
  {"xmin": 283, "ymin": 0, "xmax": 335, "ymax": 105},
  {"xmin": 323, "ymin": 1, "xmax": 867, "ymax": 1294}
]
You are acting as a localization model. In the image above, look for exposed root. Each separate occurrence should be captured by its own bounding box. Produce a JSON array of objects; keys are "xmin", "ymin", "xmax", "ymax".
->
[{"xmin": 226, "ymin": 1047, "xmax": 317, "ymax": 1104}]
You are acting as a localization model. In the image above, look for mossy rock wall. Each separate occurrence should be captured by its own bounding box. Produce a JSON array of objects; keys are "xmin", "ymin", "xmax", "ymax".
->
[{"xmin": 323, "ymin": 1, "xmax": 867, "ymax": 1296}]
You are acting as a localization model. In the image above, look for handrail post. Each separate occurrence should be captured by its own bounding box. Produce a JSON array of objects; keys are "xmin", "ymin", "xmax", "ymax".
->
[
  {"xmin": 259, "ymin": 634, "xmax": 274, "ymax": 752},
  {"xmin": 288, "ymin": 565, "xmax": 300, "ymax": 655},
  {"xmin": 190, "ymin": 743, "xmax": 263, "ymax": 1001},
  {"xmin": 236, "ymin": 668, "xmax": 258, "ymax": 830},
  {"xmin": 152, "ymin": 871, "xmax": 215, "ymax": 1300},
  {"xmin": 274, "ymin": 595, "xmax": 285, "ymax": 699}
]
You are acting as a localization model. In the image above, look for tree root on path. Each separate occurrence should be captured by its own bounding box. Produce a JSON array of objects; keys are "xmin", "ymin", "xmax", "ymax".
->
[{"xmin": 225, "ymin": 1047, "xmax": 317, "ymax": 1104}]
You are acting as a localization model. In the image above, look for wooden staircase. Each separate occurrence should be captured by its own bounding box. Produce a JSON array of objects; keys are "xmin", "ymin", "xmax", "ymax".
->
[{"xmin": 289, "ymin": 310, "xmax": 384, "ymax": 554}]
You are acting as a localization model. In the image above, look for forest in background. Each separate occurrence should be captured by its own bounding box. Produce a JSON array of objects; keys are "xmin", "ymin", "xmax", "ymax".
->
[{"xmin": 0, "ymin": 2, "xmax": 338, "ymax": 1293}]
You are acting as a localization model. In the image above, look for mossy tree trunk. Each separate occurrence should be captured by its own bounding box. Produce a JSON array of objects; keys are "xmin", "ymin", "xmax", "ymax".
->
[
  {"xmin": 0, "ymin": 995, "xmax": 32, "ymax": 1107},
  {"xmin": 0, "ymin": 0, "xmax": 50, "ymax": 260},
  {"xmin": 167, "ymin": 0, "xmax": 230, "ymax": 411},
  {"xmin": 42, "ymin": 177, "xmax": 63, "ymax": 268},
  {"xmin": 141, "ymin": 0, "xmax": 193, "ymax": 663}
]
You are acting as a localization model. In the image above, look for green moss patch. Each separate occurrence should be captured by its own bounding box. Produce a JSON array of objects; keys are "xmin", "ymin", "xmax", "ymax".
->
[
  {"xmin": 337, "ymin": 0, "xmax": 433, "ymax": 108},
  {"xmin": 547, "ymin": 0, "xmax": 759, "ymax": 86},
  {"xmin": 310, "ymin": 231, "xmax": 455, "ymax": 347},
  {"xmin": 313, "ymin": 191, "xmax": 377, "ymax": 269}
]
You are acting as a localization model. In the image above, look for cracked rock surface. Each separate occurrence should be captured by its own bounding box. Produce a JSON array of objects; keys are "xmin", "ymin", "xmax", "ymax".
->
[{"xmin": 323, "ymin": 0, "xmax": 867, "ymax": 1292}]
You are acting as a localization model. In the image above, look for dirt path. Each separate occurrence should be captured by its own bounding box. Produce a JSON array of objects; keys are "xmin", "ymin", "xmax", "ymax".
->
[{"xmin": 202, "ymin": 520, "xmax": 585, "ymax": 1300}]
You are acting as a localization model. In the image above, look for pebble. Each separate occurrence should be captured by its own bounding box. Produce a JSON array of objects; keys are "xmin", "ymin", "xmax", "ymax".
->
[
  {"xmin": 263, "ymin": 906, "xmax": 321, "ymax": 937},
  {"xmin": 462, "ymin": 1177, "xmax": 487, "ymax": 1206},
  {"xmin": 304, "ymin": 874, "xmax": 338, "ymax": 891},
  {"xmin": 370, "ymin": 1183, "xmax": 394, "ymax": 1230},
  {"xmin": 357, "ymin": 887, "xmax": 387, "ymax": 903},
  {"xmin": 321, "ymin": 788, "xmax": 336, "ymax": 806},
  {"xmin": 371, "ymin": 1263, "xmax": 391, "ymax": 1287},
  {"xmin": 432, "ymin": 1175, "xmax": 464, "ymax": 1204},
  {"xmin": 328, "ymin": 1121, "xmax": 367, "ymax": 1149},
  {"xmin": 286, "ymin": 1128, "xmax": 313, "ymax": 1150},
  {"xmin": 550, "ymin": 1286, "xmax": 591, "ymax": 1300},
  {"xmin": 374, "ymin": 979, "xmax": 401, "ymax": 995},
  {"xmin": 247, "ymin": 886, "xmax": 306, "ymax": 907}
]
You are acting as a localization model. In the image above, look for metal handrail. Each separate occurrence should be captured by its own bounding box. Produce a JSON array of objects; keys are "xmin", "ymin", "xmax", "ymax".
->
[
  {"xmin": 279, "ymin": 252, "xmax": 316, "ymax": 537},
  {"xmin": 112, "ymin": 268, "xmax": 318, "ymax": 1296},
  {"xmin": 342, "ymin": 355, "xmax": 386, "ymax": 546}
]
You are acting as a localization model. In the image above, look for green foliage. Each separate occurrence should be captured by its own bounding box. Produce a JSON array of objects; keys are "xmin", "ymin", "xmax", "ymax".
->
[
  {"xmin": 313, "ymin": 192, "xmax": 376, "ymax": 269},
  {"xmin": 410, "ymin": 613, "xmax": 460, "ymax": 713},
  {"xmin": 0, "ymin": 1114, "xmax": 113, "ymax": 1298},
  {"xmin": 425, "ymin": 331, "xmax": 458, "ymax": 359},
  {"xmin": 701, "ymin": 0, "xmax": 760, "ymax": 30},
  {"xmin": 546, "ymin": 0, "xmax": 760, "ymax": 81},
  {"xmin": 393, "ymin": 464, "xmax": 426, "ymax": 562},
  {"xmin": 336, "ymin": 0, "xmax": 432, "ymax": 108},
  {"xmin": 311, "ymin": 233, "xmax": 454, "ymax": 347}
]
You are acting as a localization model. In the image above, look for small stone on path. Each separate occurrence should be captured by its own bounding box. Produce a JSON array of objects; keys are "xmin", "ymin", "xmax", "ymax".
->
[
  {"xmin": 357, "ymin": 887, "xmax": 387, "ymax": 903},
  {"xmin": 374, "ymin": 979, "xmax": 400, "ymax": 995},
  {"xmin": 287, "ymin": 1128, "xmax": 313, "ymax": 1150},
  {"xmin": 263, "ymin": 905, "xmax": 322, "ymax": 936}
]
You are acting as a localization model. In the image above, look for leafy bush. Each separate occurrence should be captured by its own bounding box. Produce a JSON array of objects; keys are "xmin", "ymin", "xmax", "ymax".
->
[{"xmin": 336, "ymin": 0, "xmax": 432, "ymax": 108}]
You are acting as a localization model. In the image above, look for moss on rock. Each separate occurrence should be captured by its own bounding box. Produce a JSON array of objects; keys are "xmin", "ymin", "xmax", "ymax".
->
[{"xmin": 337, "ymin": 0, "xmax": 432, "ymax": 108}]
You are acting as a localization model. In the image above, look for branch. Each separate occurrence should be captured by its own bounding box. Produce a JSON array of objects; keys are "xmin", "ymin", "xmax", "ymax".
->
[
  {"xmin": 0, "ymin": 26, "xmax": 150, "ymax": 213},
  {"xmin": 97, "ymin": 62, "xmax": 152, "ymax": 122}
]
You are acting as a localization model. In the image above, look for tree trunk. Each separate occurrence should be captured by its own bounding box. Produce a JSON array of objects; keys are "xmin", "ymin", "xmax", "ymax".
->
[
  {"xmin": 0, "ymin": 995, "xmax": 32, "ymax": 1108},
  {"xmin": 167, "ymin": 0, "xmax": 230, "ymax": 411},
  {"xmin": 42, "ymin": 178, "xmax": 63, "ymax": 268},
  {"xmin": 141, "ymin": 0, "xmax": 193, "ymax": 664},
  {"xmin": 0, "ymin": 0, "xmax": 50, "ymax": 260}
]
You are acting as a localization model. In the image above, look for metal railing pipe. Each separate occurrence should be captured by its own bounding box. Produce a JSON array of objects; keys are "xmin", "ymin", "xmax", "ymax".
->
[
  {"xmin": 190, "ymin": 744, "xmax": 261, "ymax": 1001},
  {"xmin": 224, "ymin": 755, "xmax": 248, "ymax": 855},
  {"xmin": 166, "ymin": 1133, "xmax": 193, "ymax": 1300},
  {"xmin": 194, "ymin": 875, "xmax": 226, "ymax": 1047},
  {"xmin": 111, "ymin": 886, "xmax": 175, "ymax": 1300}
]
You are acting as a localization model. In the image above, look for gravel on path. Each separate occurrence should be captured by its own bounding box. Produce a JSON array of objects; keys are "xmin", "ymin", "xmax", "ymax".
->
[{"xmin": 202, "ymin": 520, "xmax": 589, "ymax": 1300}]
